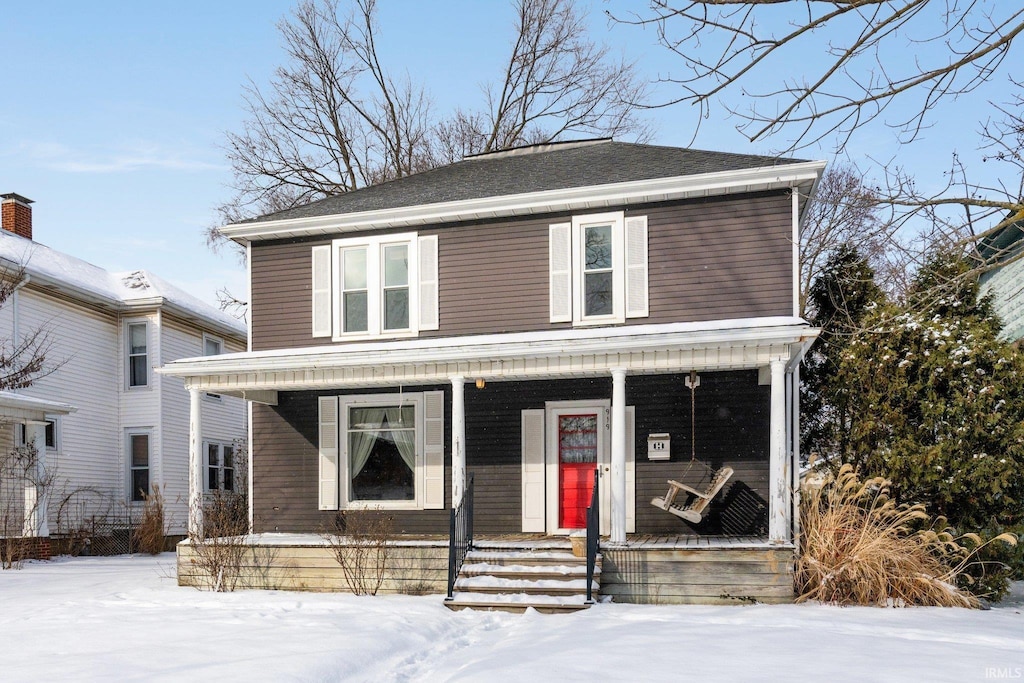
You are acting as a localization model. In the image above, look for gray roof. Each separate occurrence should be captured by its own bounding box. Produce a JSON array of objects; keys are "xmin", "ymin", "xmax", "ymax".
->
[{"xmin": 244, "ymin": 139, "xmax": 808, "ymax": 225}]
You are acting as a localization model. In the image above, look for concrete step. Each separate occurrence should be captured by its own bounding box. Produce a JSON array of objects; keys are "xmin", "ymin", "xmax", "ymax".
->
[
  {"xmin": 460, "ymin": 561, "xmax": 600, "ymax": 582},
  {"xmin": 445, "ymin": 592, "xmax": 595, "ymax": 614},
  {"xmin": 454, "ymin": 575, "xmax": 598, "ymax": 595}
]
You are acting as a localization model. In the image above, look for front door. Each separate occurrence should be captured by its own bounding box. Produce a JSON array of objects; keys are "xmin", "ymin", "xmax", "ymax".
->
[{"xmin": 546, "ymin": 403, "xmax": 607, "ymax": 534}]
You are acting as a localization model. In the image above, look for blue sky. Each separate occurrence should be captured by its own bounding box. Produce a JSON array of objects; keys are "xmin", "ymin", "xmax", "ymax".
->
[{"xmin": 0, "ymin": 1, "xmax": 1006, "ymax": 312}]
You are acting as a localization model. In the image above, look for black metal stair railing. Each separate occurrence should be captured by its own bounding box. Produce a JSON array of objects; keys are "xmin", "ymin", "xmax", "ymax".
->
[
  {"xmin": 585, "ymin": 467, "xmax": 600, "ymax": 603},
  {"xmin": 446, "ymin": 473, "xmax": 475, "ymax": 601}
]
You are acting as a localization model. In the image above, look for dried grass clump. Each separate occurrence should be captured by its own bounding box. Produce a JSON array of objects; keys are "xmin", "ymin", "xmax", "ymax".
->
[
  {"xmin": 134, "ymin": 484, "xmax": 166, "ymax": 555},
  {"xmin": 797, "ymin": 464, "xmax": 1016, "ymax": 607}
]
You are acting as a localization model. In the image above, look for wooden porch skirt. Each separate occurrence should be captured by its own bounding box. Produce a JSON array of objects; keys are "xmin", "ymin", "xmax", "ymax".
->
[{"xmin": 176, "ymin": 535, "xmax": 795, "ymax": 604}]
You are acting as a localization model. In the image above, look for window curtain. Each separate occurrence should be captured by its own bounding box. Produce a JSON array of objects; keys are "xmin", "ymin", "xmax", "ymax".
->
[
  {"xmin": 384, "ymin": 406, "xmax": 416, "ymax": 471},
  {"xmin": 349, "ymin": 407, "xmax": 386, "ymax": 477}
]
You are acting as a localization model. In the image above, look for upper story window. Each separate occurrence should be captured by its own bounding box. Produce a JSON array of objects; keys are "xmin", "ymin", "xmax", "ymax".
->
[
  {"xmin": 204, "ymin": 335, "xmax": 222, "ymax": 356},
  {"xmin": 127, "ymin": 322, "xmax": 149, "ymax": 388},
  {"xmin": 203, "ymin": 335, "xmax": 223, "ymax": 400},
  {"xmin": 311, "ymin": 233, "xmax": 438, "ymax": 341},
  {"xmin": 550, "ymin": 211, "xmax": 648, "ymax": 326}
]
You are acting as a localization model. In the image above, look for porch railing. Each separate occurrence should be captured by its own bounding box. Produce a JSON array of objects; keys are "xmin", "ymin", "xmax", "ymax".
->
[
  {"xmin": 445, "ymin": 473, "xmax": 475, "ymax": 601},
  {"xmin": 585, "ymin": 467, "xmax": 599, "ymax": 603}
]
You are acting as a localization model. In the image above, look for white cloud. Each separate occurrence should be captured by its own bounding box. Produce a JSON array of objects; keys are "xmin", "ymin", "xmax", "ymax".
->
[{"xmin": 13, "ymin": 140, "xmax": 223, "ymax": 174}]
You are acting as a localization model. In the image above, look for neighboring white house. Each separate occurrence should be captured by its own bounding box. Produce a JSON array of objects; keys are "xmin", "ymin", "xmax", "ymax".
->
[{"xmin": 0, "ymin": 192, "xmax": 247, "ymax": 545}]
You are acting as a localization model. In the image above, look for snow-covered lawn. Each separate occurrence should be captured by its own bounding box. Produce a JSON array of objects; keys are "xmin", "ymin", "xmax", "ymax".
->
[{"xmin": 0, "ymin": 554, "xmax": 1021, "ymax": 682}]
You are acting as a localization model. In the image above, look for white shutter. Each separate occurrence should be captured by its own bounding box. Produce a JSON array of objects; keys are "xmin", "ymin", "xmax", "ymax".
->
[
  {"xmin": 521, "ymin": 409, "xmax": 546, "ymax": 532},
  {"xmin": 318, "ymin": 396, "xmax": 339, "ymax": 510},
  {"xmin": 311, "ymin": 245, "xmax": 332, "ymax": 337},
  {"xmin": 423, "ymin": 391, "xmax": 445, "ymax": 509},
  {"xmin": 418, "ymin": 235, "xmax": 439, "ymax": 331},
  {"xmin": 549, "ymin": 223, "xmax": 572, "ymax": 323},
  {"xmin": 626, "ymin": 406, "xmax": 636, "ymax": 533},
  {"xmin": 625, "ymin": 216, "xmax": 649, "ymax": 319}
]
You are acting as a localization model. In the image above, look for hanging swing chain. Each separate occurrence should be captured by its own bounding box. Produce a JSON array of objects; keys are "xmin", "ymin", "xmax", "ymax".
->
[{"xmin": 690, "ymin": 370, "xmax": 697, "ymax": 462}]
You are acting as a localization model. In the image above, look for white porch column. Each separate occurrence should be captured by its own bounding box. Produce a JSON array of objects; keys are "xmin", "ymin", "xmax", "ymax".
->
[
  {"xmin": 610, "ymin": 368, "xmax": 627, "ymax": 543},
  {"xmin": 450, "ymin": 376, "xmax": 466, "ymax": 506},
  {"xmin": 22, "ymin": 421, "xmax": 48, "ymax": 537},
  {"xmin": 188, "ymin": 388, "xmax": 204, "ymax": 538},
  {"xmin": 768, "ymin": 359, "xmax": 790, "ymax": 543}
]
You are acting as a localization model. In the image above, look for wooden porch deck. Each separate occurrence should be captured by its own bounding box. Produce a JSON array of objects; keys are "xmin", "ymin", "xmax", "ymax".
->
[{"xmin": 177, "ymin": 531, "xmax": 795, "ymax": 605}]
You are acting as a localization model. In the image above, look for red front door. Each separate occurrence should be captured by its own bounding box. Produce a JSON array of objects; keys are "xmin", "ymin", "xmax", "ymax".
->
[{"xmin": 557, "ymin": 414, "xmax": 598, "ymax": 529}]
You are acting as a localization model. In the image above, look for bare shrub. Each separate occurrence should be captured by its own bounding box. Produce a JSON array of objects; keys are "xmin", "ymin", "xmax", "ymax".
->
[
  {"xmin": 0, "ymin": 442, "xmax": 54, "ymax": 569},
  {"xmin": 797, "ymin": 464, "xmax": 1017, "ymax": 607},
  {"xmin": 322, "ymin": 509, "xmax": 393, "ymax": 596},
  {"xmin": 134, "ymin": 485, "xmax": 166, "ymax": 555},
  {"xmin": 187, "ymin": 491, "xmax": 250, "ymax": 592}
]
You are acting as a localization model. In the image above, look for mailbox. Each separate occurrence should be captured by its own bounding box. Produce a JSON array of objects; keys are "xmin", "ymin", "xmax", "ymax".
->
[{"xmin": 647, "ymin": 433, "xmax": 671, "ymax": 460}]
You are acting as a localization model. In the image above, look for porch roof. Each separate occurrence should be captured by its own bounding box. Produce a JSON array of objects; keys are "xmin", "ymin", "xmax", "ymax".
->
[
  {"xmin": 0, "ymin": 391, "xmax": 76, "ymax": 422},
  {"xmin": 160, "ymin": 317, "xmax": 818, "ymax": 400}
]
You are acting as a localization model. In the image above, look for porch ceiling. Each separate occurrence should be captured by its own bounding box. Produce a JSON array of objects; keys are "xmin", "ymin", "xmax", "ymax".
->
[{"xmin": 160, "ymin": 317, "xmax": 818, "ymax": 397}]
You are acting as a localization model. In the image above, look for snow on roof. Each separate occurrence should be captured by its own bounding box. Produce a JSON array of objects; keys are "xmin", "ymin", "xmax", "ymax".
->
[{"xmin": 0, "ymin": 230, "xmax": 245, "ymax": 338}]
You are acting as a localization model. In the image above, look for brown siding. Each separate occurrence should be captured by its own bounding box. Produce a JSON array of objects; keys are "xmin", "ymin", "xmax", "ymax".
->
[
  {"xmin": 253, "ymin": 371, "xmax": 769, "ymax": 535},
  {"xmin": 249, "ymin": 191, "xmax": 794, "ymax": 351}
]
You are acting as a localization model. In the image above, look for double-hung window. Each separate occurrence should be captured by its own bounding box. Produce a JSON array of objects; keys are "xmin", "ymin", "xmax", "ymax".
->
[
  {"xmin": 127, "ymin": 322, "xmax": 148, "ymax": 388},
  {"xmin": 203, "ymin": 335, "xmax": 223, "ymax": 400},
  {"xmin": 549, "ymin": 211, "xmax": 648, "ymax": 325},
  {"xmin": 311, "ymin": 233, "xmax": 438, "ymax": 340},
  {"xmin": 205, "ymin": 442, "xmax": 235, "ymax": 492},
  {"xmin": 128, "ymin": 431, "xmax": 150, "ymax": 502},
  {"xmin": 17, "ymin": 419, "xmax": 58, "ymax": 451}
]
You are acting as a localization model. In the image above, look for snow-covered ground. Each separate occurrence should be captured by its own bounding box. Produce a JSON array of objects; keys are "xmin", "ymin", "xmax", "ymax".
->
[{"xmin": 0, "ymin": 554, "xmax": 1021, "ymax": 682}]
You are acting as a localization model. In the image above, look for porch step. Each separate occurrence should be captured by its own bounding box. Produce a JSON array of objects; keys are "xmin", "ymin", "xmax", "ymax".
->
[{"xmin": 445, "ymin": 547, "xmax": 601, "ymax": 613}]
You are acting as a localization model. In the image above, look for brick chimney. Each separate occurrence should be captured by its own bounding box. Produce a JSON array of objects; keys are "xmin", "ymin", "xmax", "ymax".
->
[{"xmin": 1, "ymin": 193, "xmax": 34, "ymax": 240}]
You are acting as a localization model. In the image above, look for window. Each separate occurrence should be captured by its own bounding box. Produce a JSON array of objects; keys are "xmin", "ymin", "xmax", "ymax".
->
[
  {"xmin": 204, "ymin": 335, "xmax": 222, "ymax": 356},
  {"xmin": 334, "ymin": 234, "xmax": 415, "ymax": 339},
  {"xmin": 311, "ymin": 233, "xmax": 438, "ymax": 340},
  {"xmin": 318, "ymin": 391, "xmax": 445, "ymax": 511},
  {"xmin": 127, "ymin": 322, "xmax": 148, "ymax": 387},
  {"xmin": 549, "ymin": 211, "xmax": 648, "ymax": 325},
  {"xmin": 203, "ymin": 335, "xmax": 223, "ymax": 400},
  {"xmin": 17, "ymin": 419, "xmax": 58, "ymax": 451},
  {"xmin": 128, "ymin": 432, "xmax": 150, "ymax": 502},
  {"xmin": 347, "ymin": 403, "xmax": 416, "ymax": 503},
  {"xmin": 205, "ymin": 442, "xmax": 235, "ymax": 492}
]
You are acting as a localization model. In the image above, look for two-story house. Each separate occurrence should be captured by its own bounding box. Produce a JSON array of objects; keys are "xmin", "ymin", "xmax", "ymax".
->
[
  {"xmin": 0, "ymin": 193, "xmax": 247, "ymax": 556},
  {"xmin": 166, "ymin": 140, "xmax": 824, "ymax": 606}
]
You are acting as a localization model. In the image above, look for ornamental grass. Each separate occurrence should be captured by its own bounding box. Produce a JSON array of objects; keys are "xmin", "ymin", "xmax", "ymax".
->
[{"xmin": 796, "ymin": 463, "xmax": 1016, "ymax": 607}]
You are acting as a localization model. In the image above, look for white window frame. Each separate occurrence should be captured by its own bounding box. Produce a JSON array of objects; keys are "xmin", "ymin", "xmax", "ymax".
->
[
  {"xmin": 571, "ymin": 211, "xmax": 626, "ymax": 326},
  {"xmin": 125, "ymin": 320, "xmax": 150, "ymax": 389},
  {"xmin": 339, "ymin": 392, "xmax": 425, "ymax": 510},
  {"xmin": 203, "ymin": 440, "xmax": 236, "ymax": 493},
  {"xmin": 126, "ymin": 430, "xmax": 151, "ymax": 503},
  {"xmin": 331, "ymin": 233, "xmax": 419, "ymax": 342},
  {"xmin": 17, "ymin": 417, "xmax": 59, "ymax": 451},
  {"xmin": 202, "ymin": 334, "xmax": 223, "ymax": 401}
]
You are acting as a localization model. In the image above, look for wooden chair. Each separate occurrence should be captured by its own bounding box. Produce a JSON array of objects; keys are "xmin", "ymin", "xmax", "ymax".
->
[{"xmin": 651, "ymin": 466, "xmax": 734, "ymax": 524}]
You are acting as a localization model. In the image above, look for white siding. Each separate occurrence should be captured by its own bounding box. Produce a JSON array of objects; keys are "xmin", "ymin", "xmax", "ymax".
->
[
  {"xmin": 11, "ymin": 289, "xmax": 121, "ymax": 530},
  {"xmin": 160, "ymin": 317, "xmax": 247, "ymax": 534}
]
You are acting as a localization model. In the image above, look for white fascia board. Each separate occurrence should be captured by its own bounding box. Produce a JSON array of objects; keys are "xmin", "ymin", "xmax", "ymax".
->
[
  {"xmin": 220, "ymin": 161, "xmax": 827, "ymax": 244},
  {"xmin": 0, "ymin": 391, "xmax": 77, "ymax": 417},
  {"xmin": 160, "ymin": 317, "xmax": 820, "ymax": 379}
]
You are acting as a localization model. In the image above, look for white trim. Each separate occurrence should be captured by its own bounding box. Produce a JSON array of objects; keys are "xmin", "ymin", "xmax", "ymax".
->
[
  {"xmin": 246, "ymin": 242, "xmax": 253, "ymax": 351},
  {"xmin": 572, "ymin": 211, "xmax": 625, "ymax": 326},
  {"xmin": 162, "ymin": 318, "xmax": 819, "ymax": 391},
  {"xmin": 331, "ymin": 232, "xmax": 419, "ymax": 341},
  {"xmin": 126, "ymin": 428, "xmax": 152, "ymax": 503},
  {"xmin": 220, "ymin": 162, "xmax": 828, "ymax": 243},
  {"xmin": 338, "ymin": 392, "xmax": 426, "ymax": 511},
  {"xmin": 545, "ymin": 400, "xmax": 609, "ymax": 535},
  {"xmin": 125, "ymin": 319, "xmax": 151, "ymax": 390},
  {"xmin": 792, "ymin": 189, "xmax": 800, "ymax": 317}
]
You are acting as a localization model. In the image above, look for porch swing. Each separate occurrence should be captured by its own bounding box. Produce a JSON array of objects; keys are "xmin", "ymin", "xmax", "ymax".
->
[{"xmin": 650, "ymin": 370, "xmax": 733, "ymax": 524}]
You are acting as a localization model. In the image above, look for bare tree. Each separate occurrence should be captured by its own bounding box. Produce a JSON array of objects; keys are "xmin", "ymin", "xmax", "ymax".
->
[
  {"xmin": 0, "ymin": 262, "xmax": 56, "ymax": 391},
  {"xmin": 624, "ymin": 1, "xmax": 1023, "ymax": 154},
  {"xmin": 623, "ymin": 1, "xmax": 1024, "ymax": 292},
  {"xmin": 217, "ymin": 0, "xmax": 650, "ymax": 233}
]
